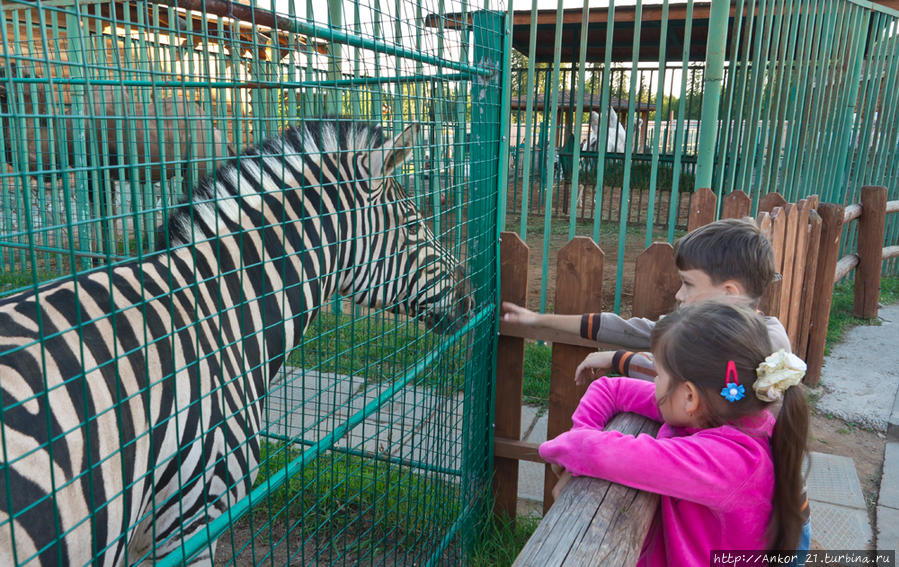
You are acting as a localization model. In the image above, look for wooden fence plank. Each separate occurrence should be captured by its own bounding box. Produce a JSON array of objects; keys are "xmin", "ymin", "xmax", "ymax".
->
[
  {"xmin": 495, "ymin": 231, "xmax": 529, "ymax": 520},
  {"xmin": 855, "ymin": 186, "xmax": 888, "ymax": 318},
  {"xmin": 778, "ymin": 205, "xmax": 799, "ymax": 345},
  {"xmin": 806, "ymin": 203, "xmax": 845, "ymax": 385},
  {"xmin": 721, "ymin": 190, "xmax": 751, "ymax": 219},
  {"xmin": 632, "ymin": 242, "xmax": 679, "ymax": 320},
  {"xmin": 544, "ymin": 237, "xmax": 604, "ymax": 512},
  {"xmin": 687, "ymin": 187, "xmax": 717, "ymax": 232},
  {"xmin": 759, "ymin": 192, "xmax": 787, "ymax": 214},
  {"xmin": 786, "ymin": 201, "xmax": 811, "ymax": 348},
  {"xmin": 759, "ymin": 274, "xmax": 783, "ymax": 321},
  {"xmin": 770, "ymin": 206, "xmax": 788, "ymax": 281},
  {"xmin": 797, "ymin": 211, "xmax": 822, "ymax": 359}
]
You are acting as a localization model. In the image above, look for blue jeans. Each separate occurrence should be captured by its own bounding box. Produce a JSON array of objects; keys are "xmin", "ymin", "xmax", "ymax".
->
[{"xmin": 788, "ymin": 520, "xmax": 812, "ymax": 567}]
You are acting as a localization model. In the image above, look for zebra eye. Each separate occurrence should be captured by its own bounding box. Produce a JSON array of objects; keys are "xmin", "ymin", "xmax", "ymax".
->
[{"xmin": 407, "ymin": 222, "xmax": 420, "ymax": 235}]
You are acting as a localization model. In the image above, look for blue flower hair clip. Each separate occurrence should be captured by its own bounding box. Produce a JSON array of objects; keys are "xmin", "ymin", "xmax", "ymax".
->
[{"xmin": 720, "ymin": 360, "xmax": 745, "ymax": 402}]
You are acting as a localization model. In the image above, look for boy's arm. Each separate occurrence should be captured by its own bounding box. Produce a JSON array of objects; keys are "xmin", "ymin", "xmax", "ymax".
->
[
  {"xmin": 501, "ymin": 303, "xmax": 657, "ymax": 350},
  {"xmin": 612, "ymin": 350, "xmax": 657, "ymax": 381},
  {"xmin": 581, "ymin": 312, "xmax": 655, "ymax": 350},
  {"xmin": 501, "ymin": 301, "xmax": 584, "ymax": 343}
]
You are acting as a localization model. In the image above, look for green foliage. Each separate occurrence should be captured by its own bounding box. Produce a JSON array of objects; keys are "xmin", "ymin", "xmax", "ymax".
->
[
  {"xmin": 252, "ymin": 442, "xmax": 461, "ymax": 547},
  {"xmin": 522, "ymin": 343, "xmax": 552, "ymax": 406},
  {"xmin": 286, "ymin": 311, "xmax": 467, "ymax": 392},
  {"xmin": 469, "ymin": 515, "xmax": 541, "ymax": 567}
]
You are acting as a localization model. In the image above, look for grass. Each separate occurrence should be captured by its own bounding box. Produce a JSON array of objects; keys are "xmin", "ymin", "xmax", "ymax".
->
[
  {"xmin": 469, "ymin": 515, "xmax": 542, "ymax": 567},
  {"xmin": 240, "ymin": 442, "xmax": 462, "ymax": 557},
  {"xmin": 285, "ymin": 310, "xmax": 468, "ymax": 392}
]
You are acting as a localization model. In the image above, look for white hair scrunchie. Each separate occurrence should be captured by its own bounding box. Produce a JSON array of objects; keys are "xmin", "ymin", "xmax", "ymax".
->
[{"xmin": 753, "ymin": 349, "xmax": 806, "ymax": 402}]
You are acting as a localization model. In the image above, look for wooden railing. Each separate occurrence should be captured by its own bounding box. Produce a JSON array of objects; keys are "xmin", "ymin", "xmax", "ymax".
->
[{"xmin": 834, "ymin": 186, "xmax": 899, "ymax": 318}]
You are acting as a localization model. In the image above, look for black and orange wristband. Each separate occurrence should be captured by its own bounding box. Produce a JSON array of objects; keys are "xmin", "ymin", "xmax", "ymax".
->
[{"xmin": 611, "ymin": 350, "xmax": 634, "ymax": 376}]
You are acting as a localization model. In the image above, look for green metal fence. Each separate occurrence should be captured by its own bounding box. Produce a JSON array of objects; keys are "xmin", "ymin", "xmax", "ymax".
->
[
  {"xmin": 0, "ymin": 0, "xmax": 502, "ymax": 565},
  {"xmin": 506, "ymin": 0, "xmax": 899, "ymax": 315}
]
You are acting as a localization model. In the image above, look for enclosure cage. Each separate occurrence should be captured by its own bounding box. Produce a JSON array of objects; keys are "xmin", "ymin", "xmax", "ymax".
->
[
  {"xmin": 0, "ymin": 0, "xmax": 503, "ymax": 565},
  {"xmin": 505, "ymin": 0, "xmax": 899, "ymax": 315}
]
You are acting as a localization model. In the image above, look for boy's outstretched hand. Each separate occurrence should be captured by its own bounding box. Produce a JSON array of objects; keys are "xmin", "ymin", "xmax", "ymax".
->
[
  {"xmin": 500, "ymin": 301, "xmax": 538, "ymax": 325},
  {"xmin": 574, "ymin": 351, "xmax": 616, "ymax": 386}
]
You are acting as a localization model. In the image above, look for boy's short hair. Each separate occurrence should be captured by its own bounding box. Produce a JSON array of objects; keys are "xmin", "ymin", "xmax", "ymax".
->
[{"xmin": 674, "ymin": 218, "xmax": 775, "ymax": 300}]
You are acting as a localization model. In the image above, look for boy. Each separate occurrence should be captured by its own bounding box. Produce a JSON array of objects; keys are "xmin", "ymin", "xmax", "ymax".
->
[{"xmin": 501, "ymin": 217, "xmax": 792, "ymax": 381}]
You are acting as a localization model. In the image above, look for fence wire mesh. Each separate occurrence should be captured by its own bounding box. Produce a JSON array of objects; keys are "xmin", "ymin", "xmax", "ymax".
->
[{"xmin": 0, "ymin": 0, "xmax": 502, "ymax": 565}]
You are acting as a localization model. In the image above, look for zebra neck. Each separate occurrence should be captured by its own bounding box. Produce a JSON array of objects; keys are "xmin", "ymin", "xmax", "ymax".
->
[{"xmin": 168, "ymin": 215, "xmax": 343, "ymax": 385}]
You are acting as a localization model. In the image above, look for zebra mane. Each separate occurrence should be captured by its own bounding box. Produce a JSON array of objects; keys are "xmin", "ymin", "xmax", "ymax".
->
[{"xmin": 157, "ymin": 119, "xmax": 388, "ymax": 249}]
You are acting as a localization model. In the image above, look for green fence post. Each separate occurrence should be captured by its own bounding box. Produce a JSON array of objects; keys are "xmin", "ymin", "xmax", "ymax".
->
[
  {"xmin": 694, "ymin": 0, "xmax": 729, "ymax": 192},
  {"xmin": 467, "ymin": 7, "xmax": 503, "ymax": 558}
]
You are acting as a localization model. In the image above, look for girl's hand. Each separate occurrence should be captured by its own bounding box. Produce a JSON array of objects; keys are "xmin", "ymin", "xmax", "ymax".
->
[
  {"xmin": 501, "ymin": 301, "xmax": 538, "ymax": 326},
  {"xmin": 574, "ymin": 351, "xmax": 616, "ymax": 386}
]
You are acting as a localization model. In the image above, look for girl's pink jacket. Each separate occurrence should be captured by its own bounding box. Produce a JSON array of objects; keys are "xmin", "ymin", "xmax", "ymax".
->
[{"xmin": 538, "ymin": 377, "xmax": 775, "ymax": 567}]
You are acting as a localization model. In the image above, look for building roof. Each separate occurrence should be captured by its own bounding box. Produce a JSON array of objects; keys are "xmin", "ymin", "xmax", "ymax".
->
[{"xmin": 431, "ymin": 1, "xmax": 899, "ymax": 63}]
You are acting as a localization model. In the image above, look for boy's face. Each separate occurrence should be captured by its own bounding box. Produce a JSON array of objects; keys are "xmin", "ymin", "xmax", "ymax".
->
[{"xmin": 675, "ymin": 269, "xmax": 738, "ymax": 306}]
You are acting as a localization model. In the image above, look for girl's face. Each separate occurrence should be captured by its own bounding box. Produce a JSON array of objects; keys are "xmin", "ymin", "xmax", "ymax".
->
[{"xmin": 654, "ymin": 364, "xmax": 701, "ymax": 428}]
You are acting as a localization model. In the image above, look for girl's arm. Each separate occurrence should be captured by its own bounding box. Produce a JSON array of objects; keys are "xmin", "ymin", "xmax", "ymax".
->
[
  {"xmin": 539, "ymin": 421, "xmax": 769, "ymax": 511},
  {"xmin": 570, "ymin": 377, "xmax": 663, "ymax": 430}
]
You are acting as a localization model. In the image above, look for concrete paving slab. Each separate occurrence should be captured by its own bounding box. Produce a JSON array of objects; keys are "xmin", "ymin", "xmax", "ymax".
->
[
  {"xmin": 878, "ymin": 443, "xmax": 899, "ymax": 510},
  {"xmin": 519, "ymin": 408, "xmax": 549, "ymax": 503},
  {"xmin": 875, "ymin": 506, "xmax": 899, "ymax": 554},
  {"xmin": 816, "ymin": 304, "xmax": 899, "ymax": 432},
  {"xmin": 520, "ymin": 405, "xmax": 543, "ymax": 440},
  {"xmin": 808, "ymin": 501, "xmax": 873, "ymax": 550},
  {"xmin": 807, "ymin": 452, "xmax": 867, "ymax": 509},
  {"xmin": 265, "ymin": 368, "xmax": 363, "ymax": 440}
]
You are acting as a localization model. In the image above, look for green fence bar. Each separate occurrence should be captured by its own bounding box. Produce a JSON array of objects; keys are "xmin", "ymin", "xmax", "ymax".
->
[{"xmin": 694, "ymin": 0, "xmax": 729, "ymax": 191}]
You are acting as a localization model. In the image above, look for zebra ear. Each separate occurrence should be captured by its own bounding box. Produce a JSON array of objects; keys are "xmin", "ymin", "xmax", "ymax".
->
[{"xmin": 370, "ymin": 124, "xmax": 419, "ymax": 179}]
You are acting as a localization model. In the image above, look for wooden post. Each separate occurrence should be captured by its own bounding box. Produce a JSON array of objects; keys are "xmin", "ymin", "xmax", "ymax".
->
[
  {"xmin": 687, "ymin": 187, "xmax": 717, "ymax": 232},
  {"xmin": 854, "ymin": 186, "xmax": 887, "ymax": 319},
  {"xmin": 805, "ymin": 203, "xmax": 845, "ymax": 386},
  {"xmin": 632, "ymin": 242, "xmax": 679, "ymax": 320},
  {"xmin": 544, "ymin": 237, "xmax": 604, "ymax": 512},
  {"xmin": 721, "ymin": 190, "xmax": 751, "ymax": 219},
  {"xmin": 495, "ymin": 232, "xmax": 529, "ymax": 521}
]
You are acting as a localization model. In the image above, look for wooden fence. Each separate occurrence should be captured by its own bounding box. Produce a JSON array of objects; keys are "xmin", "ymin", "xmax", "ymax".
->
[{"xmin": 496, "ymin": 186, "xmax": 896, "ymax": 564}]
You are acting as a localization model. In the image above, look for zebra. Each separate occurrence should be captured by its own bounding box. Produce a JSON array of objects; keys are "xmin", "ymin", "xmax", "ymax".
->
[{"xmin": 0, "ymin": 119, "xmax": 472, "ymax": 565}]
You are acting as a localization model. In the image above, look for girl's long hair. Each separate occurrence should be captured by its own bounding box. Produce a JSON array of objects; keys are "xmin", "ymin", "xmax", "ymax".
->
[{"xmin": 652, "ymin": 301, "xmax": 809, "ymax": 551}]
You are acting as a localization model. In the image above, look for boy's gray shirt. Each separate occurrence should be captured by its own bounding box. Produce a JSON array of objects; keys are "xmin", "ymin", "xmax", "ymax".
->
[{"xmin": 589, "ymin": 312, "xmax": 792, "ymax": 381}]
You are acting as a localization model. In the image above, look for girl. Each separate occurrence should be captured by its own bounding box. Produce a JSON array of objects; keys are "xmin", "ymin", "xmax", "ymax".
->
[{"xmin": 539, "ymin": 301, "xmax": 809, "ymax": 566}]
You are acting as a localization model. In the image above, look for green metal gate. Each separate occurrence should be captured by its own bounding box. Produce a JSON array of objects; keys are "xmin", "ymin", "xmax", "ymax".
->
[
  {"xmin": 0, "ymin": 0, "xmax": 504, "ymax": 564},
  {"xmin": 506, "ymin": 0, "xmax": 899, "ymax": 315}
]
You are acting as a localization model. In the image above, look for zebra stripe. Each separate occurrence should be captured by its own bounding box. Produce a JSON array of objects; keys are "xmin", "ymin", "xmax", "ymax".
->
[{"xmin": 0, "ymin": 119, "xmax": 470, "ymax": 566}]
